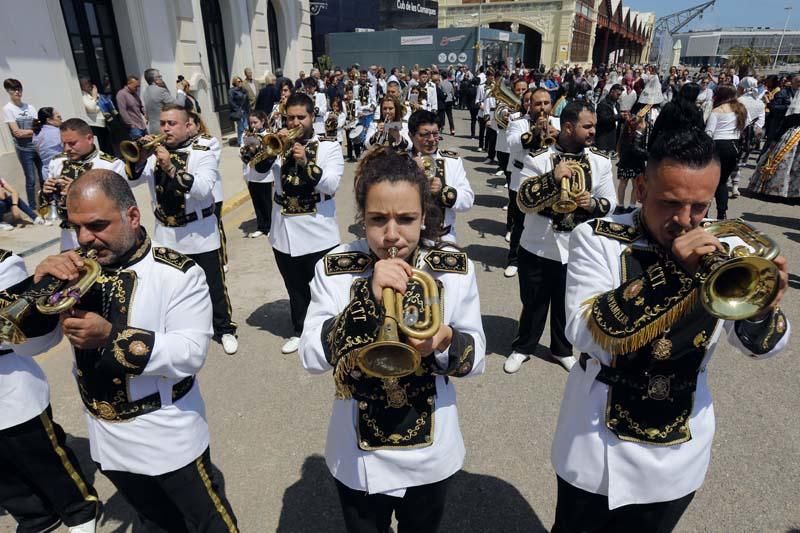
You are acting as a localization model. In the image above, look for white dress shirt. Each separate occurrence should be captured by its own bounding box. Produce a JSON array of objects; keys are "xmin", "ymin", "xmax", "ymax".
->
[
  {"xmin": 299, "ymin": 240, "xmax": 486, "ymax": 496},
  {"xmin": 268, "ymin": 135, "xmax": 344, "ymax": 256},
  {"xmin": 518, "ymin": 145, "xmax": 616, "ymax": 263},
  {"xmin": 554, "ymin": 211, "xmax": 791, "ymax": 508},
  {"xmin": 193, "ymin": 134, "xmax": 223, "ymax": 202},
  {"xmin": 312, "ymin": 92, "xmax": 329, "ymax": 136}
]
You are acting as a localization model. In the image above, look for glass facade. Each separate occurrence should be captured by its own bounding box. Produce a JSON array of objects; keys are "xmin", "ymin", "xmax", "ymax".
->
[{"xmin": 679, "ymin": 30, "xmax": 800, "ymax": 67}]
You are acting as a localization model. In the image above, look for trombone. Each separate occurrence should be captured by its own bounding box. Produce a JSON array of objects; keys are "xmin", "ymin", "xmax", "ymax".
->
[
  {"xmin": 120, "ymin": 133, "xmax": 166, "ymax": 164},
  {"xmin": 357, "ymin": 247, "xmax": 442, "ymax": 378}
]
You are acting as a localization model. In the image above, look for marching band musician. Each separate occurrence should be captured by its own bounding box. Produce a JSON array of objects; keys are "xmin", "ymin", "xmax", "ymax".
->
[
  {"xmin": 417, "ymin": 69, "xmax": 438, "ymax": 113},
  {"xmin": 494, "ymin": 77, "xmax": 529, "ymax": 189},
  {"xmin": 270, "ymin": 80, "xmax": 294, "ymax": 132},
  {"xmin": 408, "ymin": 110, "xmax": 474, "ymax": 244},
  {"xmin": 43, "ymin": 118, "xmax": 125, "ymax": 251},
  {"xmin": 241, "ymin": 111, "xmax": 274, "ymax": 238},
  {"xmin": 385, "ymin": 80, "xmax": 411, "ymax": 122},
  {"xmin": 299, "ymin": 147, "xmax": 485, "ymax": 533},
  {"xmin": 354, "ymin": 69, "xmax": 377, "ymax": 121},
  {"xmin": 503, "ymin": 87, "xmax": 560, "ymax": 278},
  {"xmin": 325, "ymin": 96, "xmax": 348, "ymax": 145},
  {"xmin": 551, "ymin": 125, "xmax": 790, "ymax": 532},
  {"xmin": 303, "ymin": 76, "xmax": 328, "ymax": 136},
  {"xmin": 0, "ymin": 250, "xmax": 99, "ymax": 533},
  {"xmin": 504, "ymin": 101, "xmax": 616, "ymax": 375},
  {"xmin": 8, "ymin": 170, "xmax": 239, "ymax": 532},
  {"xmin": 126, "ymin": 104, "xmax": 238, "ymax": 355},
  {"xmin": 364, "ymin": 95, "xmax": 410, "ymax": 151},
  {"xmin": 343, "ymin": 84, "xmax": 364, "ymax": 162},
  {"xmin": 269, "ymin": 92, "xmax": 344, "ymax": 355}
]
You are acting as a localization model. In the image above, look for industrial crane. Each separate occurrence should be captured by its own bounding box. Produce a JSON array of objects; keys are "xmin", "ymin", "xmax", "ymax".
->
[{"xmin": 650, "ymin": 0, "xmax": 717, "ymax": 68}]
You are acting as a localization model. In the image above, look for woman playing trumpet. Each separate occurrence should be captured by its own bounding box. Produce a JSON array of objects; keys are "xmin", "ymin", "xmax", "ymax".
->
[
  {"xmin": 364, "ymin": 95, "xmax": 410, "ymax": 151},
  {"xmin": 269, "ymin": 79, "xmax": 294, "ymax": 131},
  {"xmin": 241, "ymin": 111, "xmax": 274, "ymax": 238},
  {"xmin": 299, "ymin": 147, "xmax": 485, "ymax": 533}
]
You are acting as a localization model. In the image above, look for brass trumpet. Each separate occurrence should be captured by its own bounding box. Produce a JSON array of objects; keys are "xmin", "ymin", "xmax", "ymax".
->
[
  {"xmin": 261, "ymin": 125, "xmax": 304, "ymax": 160},
  {"xmin": 551, "ymin": 161, "xmax": 586, "ymax": 214},
  {"xmin": 0, "ymin": 250, "xmax": 101, "ymax": 343},
  {"xmin": 697, "ymin": 220, "xmax": 780, "ymax": 321},
  {"xmin": 120, "ymin": 133, "xmax": 166, "ymax": 164},
  {"xmin": 357, "ymin": 247, "xmax": 442, "ymax": 378}
]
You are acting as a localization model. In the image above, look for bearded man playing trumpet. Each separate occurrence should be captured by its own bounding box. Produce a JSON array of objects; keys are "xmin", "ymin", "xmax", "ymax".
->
[
  {"xmin": 299, "ymin": 147, "xmax": 485, "ymax": 533},
  {"xmin": 550, "ymin": 124, "xmax": 790, "ymax": 533},
  {"xmin": 504, "ymin": 101, "xmax": 616, "ymax": 374}
]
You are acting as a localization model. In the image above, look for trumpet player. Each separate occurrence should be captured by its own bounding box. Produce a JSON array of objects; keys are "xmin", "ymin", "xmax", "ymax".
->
[
  {"xmin": 325, "ymin": 97, "xmax": 347, "ymax": 145},
  {"xmin": 408, "ymin": 110, "xmax": 474, "ymax": 244},
  {"xmin": 44, "ymin": 118, "xmax": 124, "ymax": 250},
  {"xmin": 269, "ymin": 92, "xmax": 343, "ymax": 355},
  {"xmin": 0, "ymin": 249, "xmax": 99, "ymax": 533},
  {"xmin": 13, "ymin": 170, "xmax": 239, "ymax": 532},
  {"xmin": 504, "ymin": 101, "xmax": 616, "ymax": 375},
  {"xmin": 240, "ymin": 111, "xmax": 274, "ymax": 238},
  {"xmin": 364, "ymin": 95, "xmax": 410, "ymax": 151},
  {"xmin": 126, "ymin": 104, "xmax": 238, "ymax": 355},
  {"xmin": 303, "ymin": 76, "xmax": 328, "ymax": 136},
  {"xmin": 551, "ymin": 124, "xmax": 790, "ymax": 533},
  {"xmin": 269, "ymin": 80, "xmax": 294, "ymax": 131},
  {"xmin": 299, "ymin": 147, "xmax": 485, "ymax": 533},
  {"xmin": 504, "ymin": 88, "xmax": 560, "ymax": 278}
]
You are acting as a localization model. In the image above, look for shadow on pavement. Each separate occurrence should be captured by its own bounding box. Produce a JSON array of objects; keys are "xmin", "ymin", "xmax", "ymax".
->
[
  {"xmin": 277, "ymin": 455, "xmax": 546, "ymax": 533},
  {"xmin": 468, "ymin": 218, "xmax": 507, "ymax": 238},
  {"xmin": 473, "ymin": 194, "xmax": 508, "ymax": 209},
  {"xmin": 784, "ymin": 231, "xmax": 800, "ymax": 245},
  {"xmin": 236, "ymin": 216, "xmax": 258, "ymax": 236},
  {"xmin": 464, "ymin": 243, "xmax": 507, "ymax": 270},
  {"xmin": 481, "ymin": 314, "xmax": 518, "ymax": 357},
  {"xmin": 246, "ymin": 299, "xmax": 294, "ymax": 338},
  {"xmin": 740, "ymin": 212, "xmax": 800, "ymax": 231}
]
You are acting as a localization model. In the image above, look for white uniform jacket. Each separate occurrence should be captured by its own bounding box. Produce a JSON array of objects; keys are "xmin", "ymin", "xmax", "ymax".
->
[
  {"xmin": 495, "ymin": 111, "xmax": 522, "ymax": 155},
  {"xmin": 47, "ymin": 149, "xmax": 126, "ymax": 251},
  {"xmin": 0, "ymin": 252, "xmax": 60, "ymax": 430},
  {"xmin": 554, "ymin": 211, "xmax": 791, "ymax": 508},
  {"xmin": 268, "ymin": 135, "xmax": 343, "ymax": 256},
  {"xmin": 312, "ymin": 92, "xmax": 329, "ymax": 136},
  {"xmin": 518, "ymin": 144, "xmax": 616, "ymax": 263},
  {"xmin": 422, "ymin": 81, "xmax": 438, "ymax": 113},
  {"xmin": 299, "ymin": 240, "xmax": 486, "ymax": 495},
  {"xmin": 193, "ymin": 134, "xmax": 223, "ymax": 203},
  {"xmin": 354, "ymin": 83, "xmax": 377, "ymax": 116},
  {"xmin": 416, "ymin": 149, "xmax": 475, "ymax": 244},
  {"xmin": 506, "ymin": 115, "xmax": 561, "ymax": 191},
  {"xmin": 129, "ymin": 141, "xmax": 220, "ymax": 255}
]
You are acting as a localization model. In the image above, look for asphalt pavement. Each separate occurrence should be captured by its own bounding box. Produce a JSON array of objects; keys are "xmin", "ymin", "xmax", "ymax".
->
[{"xmin": 1, "ymin": 110, "xmax": 798, "ymax": 533}]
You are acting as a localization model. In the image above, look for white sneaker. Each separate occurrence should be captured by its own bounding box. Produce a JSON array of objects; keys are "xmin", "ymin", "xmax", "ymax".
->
[
  {"xmin": 504, "ymin": 265, "xmax": 518, "ymax": 278},
  {"xmin": 281, "ymin": 336, "xmax": 301, "ymax": 354},
  {"xmin": 552, "ymin": 354, "xmax": 577, "ymax": 372},
  {"xmin": 221, "ymin": 334, "xmax": 238, "ymax": 354},
  {"xmin": 223, "ymin": 264, "xmax": 229, "ymax": 273},
  {"xmin": 504, "ymin": 231, "xmax": 511, "ymax": 243},
  {"xmin": 248, "ymin": 230, "xmax": 264, "ymax": 238},
  {"xmin": 69, "ymin": 518, "xmax": 96, "ymax": 533},
  {"xmin": 502, "ymin": 204, "xmax": 508, "ymax": 211},
  {"xmin": 33, "ymin": 216, "xmax": 45, "ymax": 225},
  {"xmin": 503, "ymin": 351, "xmax": 530, "ymax": 374},
  {"xmin": 503, "ymin": 182, "xmax": 508, "ymax": 188},
  {"xmin": 495, "ymin": 169, "xmax": 504, "ymax": 176},
  {"xmin": 0, "ymin": 222, "xmax": 13, "ymax": 231}
]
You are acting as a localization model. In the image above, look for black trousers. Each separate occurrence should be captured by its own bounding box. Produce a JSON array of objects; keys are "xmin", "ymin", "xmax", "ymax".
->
[
  {"xmin": 485, "ymin": 127, "xmax": 497, "ymax": 161},
  {"xmin": 346, "ymin": 136, "xmax": 362, "ymax": 160},
  {"xmin": 436, "ymin": 108, "xmax": 446, "ymax": 130},
  {"xmin": 335, "ymin": 477, "xmax": 449, "ymax": 533},
  {"xmin": 469, "ymin": 108, "xmax": 479, "ymax": 138},
  {"xmin": 551, "ymin": 476, "xmax": 695, "ymax": 533},
  {"xmin": 100, "ymin": 447, "xmax": 238, "ymax": 533},
  {"xmin": 506, "ymin": 190, "xmax": 525, "ymax": 267},
  {"xmin": 0, "ymin": 406, "xmax": 98, "ymax": 532},
  {"xmin": 512, "ymin": 247, "xmax": 572, "ymax": 357},
  {"xmin": 246, "ymin": 181, "xmax": 273, "ymax": 233},
  {"xmin": 273, "ymin": 246, "xmax": 334, "ymax": 335},
  {"xmin": 714, "ymin": 139, "xmax": 738, "ymax": 219},
  {"xmin": 444, "ymin": 101, "xmax": 455, "ymax": 132},
  {"xmin": 189, "ymin": 248, "xmax": 237, "ymax": 339},
  {"xmin": 214, "ymin": 202, "xmax": 229, "ymax": 266},
  {"xmin": 478, "ymin": 117, "xmax": 487, "ymax": 149}
]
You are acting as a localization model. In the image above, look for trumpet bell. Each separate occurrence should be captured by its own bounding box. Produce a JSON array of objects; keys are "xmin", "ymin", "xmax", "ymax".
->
[
  {"xmin": 701, "ymin": 256, "xmax": 780, "ymax": 320},
  {"xmin": 120, "ymin": 134, "xmax": 166, "ymax": 164},
  {"xmin": 552, "ymin": 198, "xmax": 577, "ymax": 214},
  {"xmin": 358, "ymin": 338, "xmax": 422, "ymax": 379}
]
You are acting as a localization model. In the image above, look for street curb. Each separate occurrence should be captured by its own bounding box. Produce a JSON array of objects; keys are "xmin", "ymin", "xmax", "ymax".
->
[{"xmin": 221, "ymin": 189, "xmax": 251, "ymax": 217}]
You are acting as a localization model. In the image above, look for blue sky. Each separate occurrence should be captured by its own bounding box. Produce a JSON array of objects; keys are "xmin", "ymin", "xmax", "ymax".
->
[{"xmin": 627, "ymin": 0, "xmax": 796, "ymax": 32}]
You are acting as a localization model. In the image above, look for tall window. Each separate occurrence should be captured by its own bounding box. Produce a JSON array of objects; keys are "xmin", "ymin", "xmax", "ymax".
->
[
  {"xmin": 570, "ymin": 0, "xmax": 594, "ymax": 62},
  {"xmin": 60, "ymin": 0, "xmax": 126, "ymax": 95},
  {"xmin": 200, "ymin": 0, "xmax": 233, "ymax": 133},
  {"xmin": 268, "ymin": 1, "xmax": 282, "ymax": 71}
]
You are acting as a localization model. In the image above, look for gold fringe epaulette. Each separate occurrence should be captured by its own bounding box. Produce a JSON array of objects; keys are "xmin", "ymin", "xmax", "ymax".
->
[
  {"xmin": 324, "ymin": 252, "xmax": 372, "ymax": 275},
  {"xmin": 98, "ymin": 151, "xmax": 120, "ymax": 163},
  {"xmin": 589, "ymin": 146, "xmax": 611, "ymax": 159},
  {"xmin": 439, "ymin": 149, "xmax": 458, "ymax": 159},
  {"xmin": 191, "ymin": 143, "xmax": 210, "ymax": 151},
  {"xmin": 318, "ymin": 135, "xmax": 338, "ymax": 142}
]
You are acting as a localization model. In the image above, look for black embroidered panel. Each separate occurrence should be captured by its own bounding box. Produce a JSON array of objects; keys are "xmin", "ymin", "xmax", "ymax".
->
[
  {"xmin": 599, "ymin": 247, "xmax": 718, "ymax": 446},
  {"xmin": 356, "ymin": 377, "xmax": 436, "ymax": 450},
  {"xmin": 517, "ymin": 169, "xmax": 560, "ymax": 212},
  {"xmin": 537, "ymin": 154, "xmax": 595, "ymax": 232},
  {"xmin": 423, "ymin": 250, "xmax": 468, "ymax": 274},
  {"xmin": 735, "ymin": 307, "xmax": 788, "ymax": 356},
  {"xmin": 591, "ymin": 219, "xmax": 642, "ymax": 243},
  {"xmin": 324, "ymin": 277, "xmax": 384, "ymax": 372},
  {"xmin": 279, "ymin": 141, "xmax": 321, "ymax": 216},
  {"xmin": 154, "ymin": 151, "xmax": 191, "ymax": 220},
  {"xmin": 56, "ymin": 157, "xmax": 94, "ymax": 227},
  {"xmin": 152, "ymin": 247, "xmax": 195, "ymax": 273},
  {"xmin": 324, "ymin": 252, "xmax": 373, "ymax": 275},
  {"xmin": 437, "ymin": 328, "xmax": 475, "ymax": 377}
]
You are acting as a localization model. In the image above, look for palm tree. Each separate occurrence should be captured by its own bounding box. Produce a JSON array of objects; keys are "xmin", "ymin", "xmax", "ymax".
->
[{"xmin": 725, "ymin": 47, "xmax": 771, "ymax": 75}]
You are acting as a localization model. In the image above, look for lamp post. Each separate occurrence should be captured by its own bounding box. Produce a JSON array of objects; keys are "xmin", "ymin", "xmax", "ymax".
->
[
  {"xmin": 470, "ymin": 1, "xmax": 484, "ymax": 68},
  {"xmin": 773, "ymin": 6, "xmax": 793, "ymax": 70}
]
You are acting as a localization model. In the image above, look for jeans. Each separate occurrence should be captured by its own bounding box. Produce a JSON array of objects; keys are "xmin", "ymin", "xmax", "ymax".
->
[
  {"xmin": 129, "ymin": 127, "xmax": 147, "ymax": 140},
  {"xmin": 15, "ymin": 147, "xmax": 41, "ymax": 208},
  {"xmin": 0, "ymin": 197, "xmax": 38, "ymax": 221},
  {"xmin": 236, "ymin": 115, "xmax": 248, "ymax": 145}
]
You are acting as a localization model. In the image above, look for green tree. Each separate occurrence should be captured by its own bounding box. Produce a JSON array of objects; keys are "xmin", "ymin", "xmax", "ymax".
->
[
  {"xmin": 725, "ymin": 47, "xmax": 770, "ymax": 75},
  {"xmin": 316, "ymin": 54, "xmax": 333, "ymax": 73}
]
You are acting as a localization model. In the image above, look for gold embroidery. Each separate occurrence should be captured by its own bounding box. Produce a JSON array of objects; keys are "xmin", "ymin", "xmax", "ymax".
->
[
  {"xmin": 196, "ymin": 456, "xmax": 238, "ymax": 532},
  {"xmin": 39, "ymin": 412, "xmax": 97, "ymax": 502}
]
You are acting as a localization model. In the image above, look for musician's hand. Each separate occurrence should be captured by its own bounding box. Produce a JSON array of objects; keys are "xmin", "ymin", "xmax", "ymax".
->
[
  {"xmin": 750, "ymin": 255, "xmax": 789, "ymax": 318},
  {"xmin": 61, "ymin": 309, "xmax": 112, "ymax": 350},
  {"xmin": 535, "ymin": 114, "xmax": 549, "ymax": 133},
  {"xmin": 671, "ymin": 228, "xmax": 725, "ymax": 275},
  {"xmin": 154, "ymin": 146, "xmax": 174, "ymax": 174},
  {"xmin": 291, "ymin": 143, "xmax": 307, "ymax": 165},
  {"xmin": 388, "ymin": 127, "xmax": 401, "ymax": 143},
  {"xmin": 42, "ymin": 177, "xmax": 58, "ymax": 194},
  {"xmin": 429, "ymin": 177, "xmax": 443, "ymax": 195},
  {"xmin": 554, "ymin": 161, "xmax": 573, "ymax": 181},
  {"xmin": 574, "ymin": 191, "xmax": 593, "ymax": 210},
  {"xmin": 377, "ymin": 123, "xmax": 385, "ymax": 134},
  {"xmin": 59, "ymin": 176, "xmax": 74, "ymax": 195},
  {"xmin": 34, "ymin": 251, "xmax": 84, "ymax": 283},
  {"xmin": 407, "ymin": 324, "xmax": 454, "ymax": 357},
  {"xmin": 371, "ymin": 258, "xmax": 412, "ymax": 303}
]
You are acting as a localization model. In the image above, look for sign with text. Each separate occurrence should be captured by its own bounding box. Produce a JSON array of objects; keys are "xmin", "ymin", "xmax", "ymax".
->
[
  {"xmin": 379, "ymin": 0, "xmax": 438, "ymax": 30},
  {"xmin": 401, "ymin": 34, "xmax": 434, "ymax": 46}
]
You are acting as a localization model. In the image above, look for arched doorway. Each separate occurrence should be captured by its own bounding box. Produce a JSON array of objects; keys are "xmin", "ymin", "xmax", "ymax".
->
[
  {"xmin": 200, "ymin": 0, "xmax": 233, "ymax": 133},
  {"xmin": 489, "ymin": 22, "xmax": 542, "ymax": 69},
  {"xmin": 268, "ymin": 0, "xmax": 282, "ymax": 71}
]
